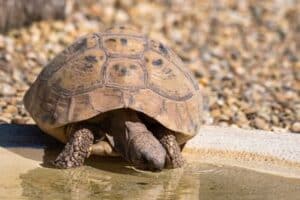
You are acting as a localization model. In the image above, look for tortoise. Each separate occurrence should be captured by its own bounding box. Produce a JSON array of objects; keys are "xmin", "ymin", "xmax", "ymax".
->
[{"xmin": 24, "ymin": 25, "xmax": 203, "ymax": 171}]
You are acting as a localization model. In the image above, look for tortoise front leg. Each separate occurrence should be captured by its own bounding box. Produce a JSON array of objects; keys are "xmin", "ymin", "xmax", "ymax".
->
[
  {"xmin": 155, "ymin": 128, "xmax": 185, "ymax": 169},
  {"xmin": 53, "ymin": 124, "xmax": 94, "ymax": 169}
]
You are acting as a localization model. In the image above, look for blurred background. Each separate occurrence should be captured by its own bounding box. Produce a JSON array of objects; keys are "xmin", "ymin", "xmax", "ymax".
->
[{"xmin": 0, "ymin": 0, "xmax": 299, "ymax": 133}]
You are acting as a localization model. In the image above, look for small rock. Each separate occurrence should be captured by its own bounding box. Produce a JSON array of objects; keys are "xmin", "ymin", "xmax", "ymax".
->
[
  {"xmin": 2, "ymin": 112, "xmax": 12, "ymax": 119},
  {"xmin": 271, "ymin": 126, "xmax": 288, "ymax": 133},
  {"xmin": 271, "ymin": 114, "xmax": 279, "ymax": 125},
  {"xmin": 0, "ymin": 83, "xmax": 16, "ymax": 96},
  {"xmin": 11, "ymin": 118, "xmax": 27, "ymax": 124},
  {"xmin": 234, "ymin": 111, "xmax": 249, "ymax": 127},
  {"xmin": 25, "ymin": 117, "xmax": 35, "ymax": 124},
  {"xmin": 291, "ymin": 122, "xmax": 300, "ymax": 133},
  {"xmin": 219, "ymin": 121, "xmax": 229, "ymax": 127},
  {"xmin": 115, "ymin": 9, "xmax": 129, "ymax": 23},
  {"xmin": 253, "ymin": 117, "xmax": 270, "ymax": 130},
  {"xmin": 0, "ymin": 116, "xmax": 10, "ymax": 124},
  {"xmin": 202, "ymin": 111, "xmax": 214, "ymax": 125},
  {"xmin": 13, "ymin": 69, "xmax": 25, "ymax": 82},
  {"xmin": 230, "ymin": 124, "xmax": 239, "ymax": 129},
  {"xmin": 0, "ymin": 101, "xmax": 6, "ymax": 107},
  {"xmin": 211, "ymin": 109, "xmax": 221, "ymax": 118},
  {"xmin": 5, "ymin": 105, "xmax": 18, "ymax": 114},
  {"xmin": 0, "ymin": 71, "xmax": 11, "ymax": 82}
]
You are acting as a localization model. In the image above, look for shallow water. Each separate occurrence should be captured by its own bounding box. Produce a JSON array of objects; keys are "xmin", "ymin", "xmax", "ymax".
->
[{"xmin": 2, "ymin": 157, "xmax": 300, "ymax": 200}]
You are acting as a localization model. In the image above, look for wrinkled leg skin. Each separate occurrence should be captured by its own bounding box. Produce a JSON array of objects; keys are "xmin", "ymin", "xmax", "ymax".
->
[
  {"xmin": 53, "ymin": 124, "xmax": 94, "ymax": 169},
  {"xmin": 156, "ymin": 129, "xmax": 185, "ymax": 169}
]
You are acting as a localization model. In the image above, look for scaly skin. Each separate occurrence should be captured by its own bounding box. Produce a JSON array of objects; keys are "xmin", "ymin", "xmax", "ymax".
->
[
  {"xmin": 53, "ymin": 125, "xmax": 94, "ymax": 169},
  {"xmin": 156, "ymin": 129, "xmax": 185, "ymax": 168}
]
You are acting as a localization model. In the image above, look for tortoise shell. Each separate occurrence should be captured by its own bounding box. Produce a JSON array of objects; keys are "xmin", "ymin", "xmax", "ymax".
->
[{"xmin": 24, "ymin": 26, "xmax": 203, "ymax": 144}]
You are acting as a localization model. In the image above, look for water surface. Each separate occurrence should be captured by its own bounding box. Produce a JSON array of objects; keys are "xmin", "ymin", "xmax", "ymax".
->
[{"xmin": 11, "ymin": 159, "xmax": 300, "ymax": 200}]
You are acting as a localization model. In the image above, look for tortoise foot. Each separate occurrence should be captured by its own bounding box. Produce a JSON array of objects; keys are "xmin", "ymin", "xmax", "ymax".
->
[
  {"xmin": 157, "ymin": 131, "xmax": 185, "ymax": 169},
  {"xmin": 53, "ymin": 127, "xmax": 94, "ymax": 169}
]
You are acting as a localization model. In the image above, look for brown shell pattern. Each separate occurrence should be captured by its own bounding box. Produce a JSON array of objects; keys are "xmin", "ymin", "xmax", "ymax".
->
[{"xmin": 24, "ymin": 25, "xmax": 203, "ymax": 144}]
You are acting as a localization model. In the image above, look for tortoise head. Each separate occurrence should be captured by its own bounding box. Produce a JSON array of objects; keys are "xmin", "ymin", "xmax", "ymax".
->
[{"xmin": 125, "ymin": 121, "xmax": 166, "ymax": 171}]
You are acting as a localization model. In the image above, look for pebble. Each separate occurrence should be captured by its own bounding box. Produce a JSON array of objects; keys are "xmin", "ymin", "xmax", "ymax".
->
[
  {"xmin": 253, "ymin": 117, "xmax": 270, "ymax": 130},
  {"xmin": 291, "ymin": 122, "xmax": 300, "ymax": 133},
  {"xmin": 219, "ymin": 122, "xmax": 229, "ymax": 127},
  {"xmin": 115, "ymin": 9, "xmax": 129, "ymax": 23},
  {"xmin": 11, "ymin": 118, "xmax": 27, "ymax": 124},
  {"xmin": 0, "ymin": 83, "xmax": 16, "ymax": 96},
  {"xmin": 0, "ymin": 116, "xmax": 10, "ymax": 124},
  {"xmin": 4, "ymin": 105, "xmax": 18, "ymax": 114}
]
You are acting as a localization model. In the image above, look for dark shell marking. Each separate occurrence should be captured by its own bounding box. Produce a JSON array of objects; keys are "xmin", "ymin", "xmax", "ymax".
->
[
  {"xmin": 152, "ymin": 59, "xmax": 163, "ymax": 66},
  {"xmin": 85, "ymin": 55, "xmax": 98, "ymax": 63},
  {"xmin": 159, "ymin": 43, "xmax": 168, "ymax": 55},
  {"xmin": 120, "ymin": 38, "xmax": 128, "ymax": 45}
]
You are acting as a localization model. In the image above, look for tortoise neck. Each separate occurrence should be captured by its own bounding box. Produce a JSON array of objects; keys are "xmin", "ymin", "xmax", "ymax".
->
[{"xmin": 101, "ymin": 109, "xmax": 140, "ymax": 134}]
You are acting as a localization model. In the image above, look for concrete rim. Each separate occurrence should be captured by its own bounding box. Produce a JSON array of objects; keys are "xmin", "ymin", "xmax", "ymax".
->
[{"xmin": 184, "ymin": 125, "xmax": 300, "ymax": 178}]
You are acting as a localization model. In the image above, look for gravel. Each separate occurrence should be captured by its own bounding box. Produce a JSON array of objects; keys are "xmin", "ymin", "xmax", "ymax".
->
[{"xmin": 0, "ymin": 0, "xmax": 299, "ymax": 133}]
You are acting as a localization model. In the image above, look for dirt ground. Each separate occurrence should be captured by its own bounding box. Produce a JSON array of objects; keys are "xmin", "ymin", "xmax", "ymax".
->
[{"xmin": 0, "ymin": 0, "xmax": 299, "ymax": 133}]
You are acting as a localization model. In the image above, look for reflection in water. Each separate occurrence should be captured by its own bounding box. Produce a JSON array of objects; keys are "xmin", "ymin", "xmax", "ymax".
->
[
  {"xmin": 20, "ymin": 160, "xmax": 201, "ymax": 200},
  {"xmin": 20, "ymin": 161, "xmax": 300, "ymax": 200}
]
